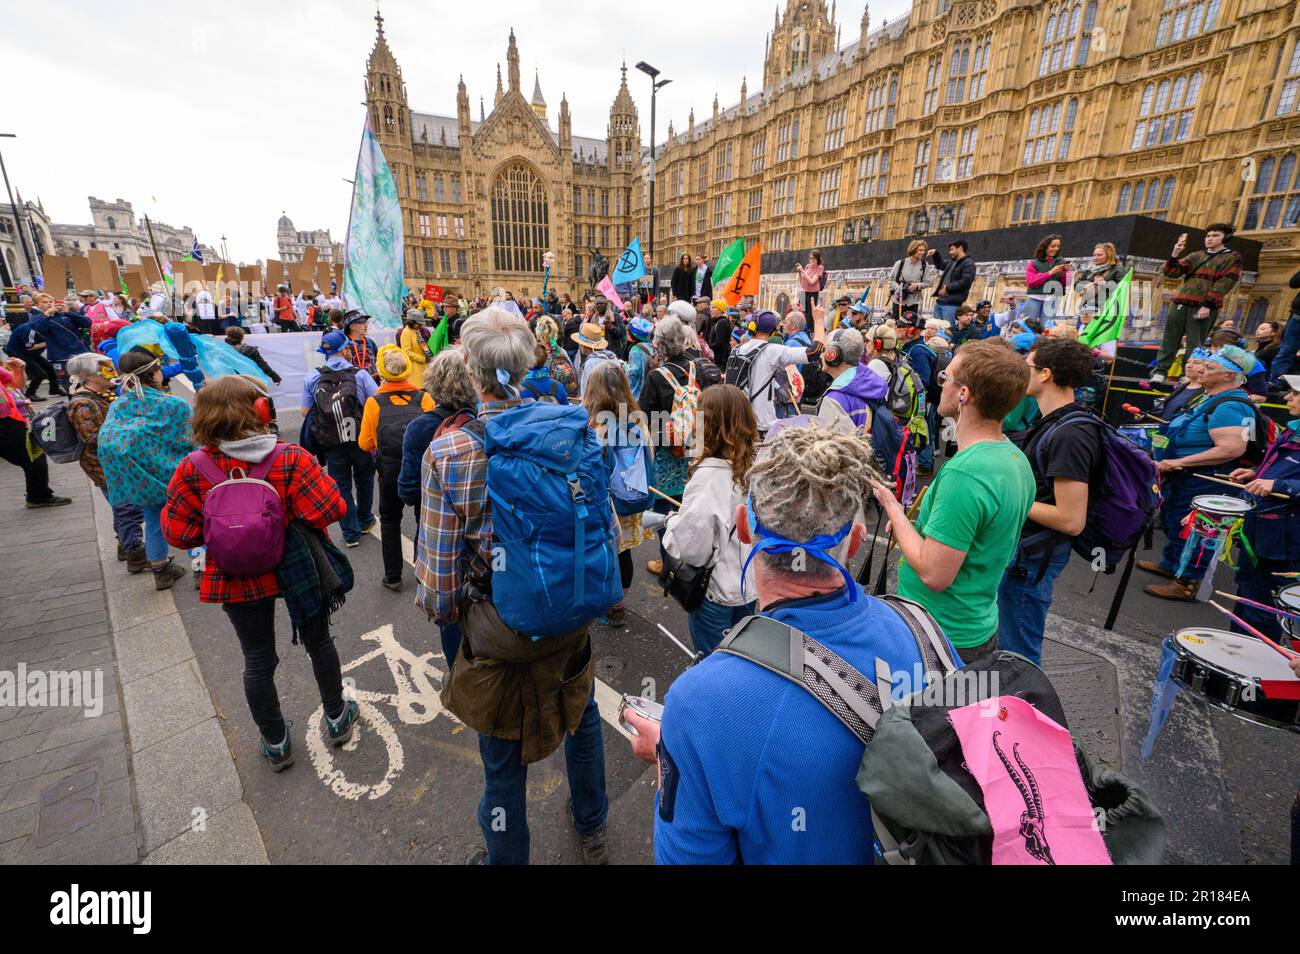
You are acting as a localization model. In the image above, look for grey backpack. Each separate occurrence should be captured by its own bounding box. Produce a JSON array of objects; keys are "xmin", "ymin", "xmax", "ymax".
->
[{"xmin": 717, "ymin": 596, "xmax": 1165, "ymax": 865}]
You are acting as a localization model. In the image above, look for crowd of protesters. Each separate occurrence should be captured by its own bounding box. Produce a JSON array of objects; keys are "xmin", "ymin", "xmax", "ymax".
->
[{"xmin": 4, "ymin": 220, "xmax": 1300, "ymax": 869}]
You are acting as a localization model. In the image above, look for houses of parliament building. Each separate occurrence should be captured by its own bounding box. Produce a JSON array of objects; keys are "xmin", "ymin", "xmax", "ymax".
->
[{"xmin": 369, "ymin": 1, "xmax": 1300, "ymax": 321}]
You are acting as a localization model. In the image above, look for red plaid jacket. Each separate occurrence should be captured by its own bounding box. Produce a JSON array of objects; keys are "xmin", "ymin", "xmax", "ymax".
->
[{"xmin": 162, "ymin": 443, "xmax": 346, "ymax": 604}]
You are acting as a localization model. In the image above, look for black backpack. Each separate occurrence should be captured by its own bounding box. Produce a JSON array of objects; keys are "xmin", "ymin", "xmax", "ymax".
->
[
  {"xmin": 311, "ymin": 366, "xmax": 363, "ymax": 450},
  {"xmin": 375, "ymin": 390, "xmax": 426, "ymax": 468}
]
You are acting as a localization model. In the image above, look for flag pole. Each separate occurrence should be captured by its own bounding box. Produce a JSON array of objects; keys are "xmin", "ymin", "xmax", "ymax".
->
[{"xmin": 143, "ymin": 214, "xmax": 166, "ymax": 287}]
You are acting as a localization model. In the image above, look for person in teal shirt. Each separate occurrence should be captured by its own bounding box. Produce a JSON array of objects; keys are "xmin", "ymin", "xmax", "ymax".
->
[{"xmin": 874, "ymin": 338, "xmax": 1036, "ymax": 660}]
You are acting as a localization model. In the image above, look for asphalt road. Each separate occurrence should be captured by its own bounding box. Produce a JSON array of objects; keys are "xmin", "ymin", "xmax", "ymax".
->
[{"xmin": 166, "ymin": 405, "xmax": 1298, "ymax": 864}]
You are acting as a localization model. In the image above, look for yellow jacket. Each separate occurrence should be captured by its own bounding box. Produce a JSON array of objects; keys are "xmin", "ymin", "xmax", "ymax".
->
[
  {"xmin": 359, "ymin": 381, "xmax": 435, "ymax": 454},
  {"xmin": 398, "ymin": 326, "xmax": 429, "ymax": 387}
]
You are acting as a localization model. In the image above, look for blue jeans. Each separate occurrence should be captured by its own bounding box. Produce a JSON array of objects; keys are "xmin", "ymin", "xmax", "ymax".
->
[
  {"xmin": 142, "ymin": 502, "xmax": 168, "ymax": 562},
  {"xmin": 997, "ymin": 544, "xmax": 1072, "ymax": 666},
  {"xmin": 1270, "ymin": 313, "xmax": 1300, "ymax": 384},
  {"xmin": 476, "ymin": 688, "xmax": 607, "ymax": 865},
  {"xmin": 933, "ymin": 303, "xmax": 958, "ymax": 323},
  {"xmin": 101, "ymin": 489, "xmax": 143, "ymax": 552},
  {"xmin": 918, "ymin": 405, "xmax": 938, "ymax": 471},
  {"xmin": 325, "ymin": 444, "xmax": 376, "ymax": 542},
  {"xmin": 439, "ymin": 621, "xmax": 462, "ymax": 672},
  {"xmin": 1020, "ymin": 297, "xmax": 1057, "ymax": 322},
  {"xmin": 688, "ymin": 597, "xmax": 757, "ymax": 656},
  {"xmin": 1159, "ymin": 470, "xmax": 1213, "ymax": 580}
]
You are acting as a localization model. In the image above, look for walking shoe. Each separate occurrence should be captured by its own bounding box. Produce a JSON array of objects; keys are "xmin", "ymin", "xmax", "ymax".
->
[
  {"xmin": 344, "ymin": 538, "xmax": 361, "ymax": 549},
  {"xmin": 1144, "ymin": 578, "xmax": 1198, "ymax": 602},
  {"xmin": 1136, "ymin": 560, "xmax": 1174, "ymax": 579},
  {"xmin": 261, "ymin": 722, "xmax": 295, "ymax": 772},
  {"xmin": 117, "ymin": 544, "xmax": 129, "ymax": 562},
  {"xmin": 26, "ymin": 394, "xmax": 47, "ymax": 403},
  {"xmin": 125, "ymin": 549, "xmax": 149, "ymax": 574},
  {"xmin": 152, "ymin": 560, "xmax": 187, "ymax": 590},
  {"xmin": 464, "ymin": 846, "xmax": 488, "ymax": 865},
  {"xmin": 25, "ymin": 495, "xmax": 72, "ymax": 509},
  {"xmin": 646, "ymin": 559, "xmax": 663, "ymax": 576},
  {"xmin": 326, "ymin": 699, "xmax": 360, "ymax": 746},
  {"xmin": 605, "ymin": 603, "xmax": 626, "ymax": 628},
  {"xmin": 381, "ymin": 577, "xmax": 403, "ymax": 592},
  {"xmin": 568, "ymin": 803, "xmax": 609, "ymax": 864},
  {"xmin": 359, "ymin": 516, "xmax": 376, "ymax": 534}
]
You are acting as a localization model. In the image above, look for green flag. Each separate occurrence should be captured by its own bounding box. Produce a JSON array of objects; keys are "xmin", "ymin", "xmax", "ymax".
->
[
  {"xmin": 711, "ymin": 239, "xmax": 746, "ymax": 294},
  {"xmin": 119, "ymin": 276, "xmax": 129, "ymax": 296},
  {"xmin": 428, "ymin": 313, "xmax": 449, "ymax": 357},
  {"xmin": 1079, "ymin": 268, "xmax": 1132, "ymax": 348}
]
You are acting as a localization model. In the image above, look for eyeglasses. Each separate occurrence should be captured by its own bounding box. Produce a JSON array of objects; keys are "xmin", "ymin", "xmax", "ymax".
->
[{"xmin": 938, "ymin": 370, "xmax": 961, "ymax": 386}]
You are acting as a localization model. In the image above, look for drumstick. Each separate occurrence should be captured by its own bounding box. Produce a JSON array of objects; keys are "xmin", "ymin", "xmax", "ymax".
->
[
  {"xmin": 1273, "ymin": 571, "xmax": 1300, "ymax": 579},
  {"xmin": 1191, "ymin": 472, "xmax": 1290, "ymax": 500},
  {"xmin": 1206, "ymin": 600, "xmax": 1300, "ymax": 660},
  {"xmin": 1213, "ymin": 590, "xmax": 1300, "ymax": 621},
  {"xmin": 647, "ymin": 486, "xmax": 682, "ymax": 507},
  {"xmin": 1120, "ymin": 403, "xmax": 1168, "ymax": 424}
]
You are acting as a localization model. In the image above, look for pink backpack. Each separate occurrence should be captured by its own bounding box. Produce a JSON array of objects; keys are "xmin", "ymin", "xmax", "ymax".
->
[{"xmin": 187, "ymin": 444, "xmax": 288, "ymax": 576}]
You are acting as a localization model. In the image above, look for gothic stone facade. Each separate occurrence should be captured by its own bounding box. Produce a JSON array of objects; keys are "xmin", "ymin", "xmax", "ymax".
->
[
  {"xmin": 365, "ymin": 13, "xmax": 639, "ymax": 300},
  {"xmin": 638, "ymin": 0, "xmax": 1300, "ymax": 328}
]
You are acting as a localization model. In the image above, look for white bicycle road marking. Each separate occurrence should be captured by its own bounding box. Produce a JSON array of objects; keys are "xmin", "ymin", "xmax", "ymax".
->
[{"xmin": 307, "ymin": 623, "xmax": 459, "ymax": 801}]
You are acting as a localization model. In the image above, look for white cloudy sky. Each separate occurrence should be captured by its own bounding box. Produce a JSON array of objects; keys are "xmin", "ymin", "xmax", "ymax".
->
[{"xmin": 2, "ymin": 0, "xmax": 912, "ymax": 263}]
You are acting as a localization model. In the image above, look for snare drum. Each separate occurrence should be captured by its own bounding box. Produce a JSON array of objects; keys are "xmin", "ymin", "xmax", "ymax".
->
[
  {"xmin": 1168, "ymin": 627, "xmax": 1300, "ymax": 732},
  {"xmin": 1117, "ymin": 423, "xmax": 1159, "ymax": 453},
  {"xmin": 1190, "ymin": 494, "xmax": 1255, "ymax": 520},
  {"xmin": 1275, "ymin": 584, "xmax": 1300, "ymax": 642}
]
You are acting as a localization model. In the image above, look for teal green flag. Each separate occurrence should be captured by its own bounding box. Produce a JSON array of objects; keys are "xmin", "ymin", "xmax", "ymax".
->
[{"xmin": 1079, "ymin": 268, "xmax": 1132, "ymax": 348}]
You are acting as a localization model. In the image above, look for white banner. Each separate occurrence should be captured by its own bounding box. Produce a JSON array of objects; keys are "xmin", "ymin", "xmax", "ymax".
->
[{"xmin": 231, "ymin": 328, "xmax": 398, "ymax": 407}]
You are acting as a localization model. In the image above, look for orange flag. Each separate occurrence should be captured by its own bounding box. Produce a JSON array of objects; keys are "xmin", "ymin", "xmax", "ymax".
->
[{"xmin": 721, "ymin": 242, "xmax": 762, "ymax": 307}]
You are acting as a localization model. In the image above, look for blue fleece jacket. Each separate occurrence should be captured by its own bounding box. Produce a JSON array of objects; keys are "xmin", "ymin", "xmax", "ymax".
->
[
  {"xmin": 654, "ymin": 585, "xmax": 953, "ymax": 864},
  {"xmin": 29, "ymin": 309, "xmax": 90, "ymax": 362}
]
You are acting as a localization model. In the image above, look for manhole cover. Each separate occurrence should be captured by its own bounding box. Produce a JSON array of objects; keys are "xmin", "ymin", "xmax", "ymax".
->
[
  {"xmin": 36, "ymin": 766, "xmax": 102, "ymax": 847},
  {"xmin": 1042, "ymin": 640, "xmax": 1122, "ymax": 769},
  {"xmin": 595, "ymin": 656, "xmax": 625, "ymax": 680}
]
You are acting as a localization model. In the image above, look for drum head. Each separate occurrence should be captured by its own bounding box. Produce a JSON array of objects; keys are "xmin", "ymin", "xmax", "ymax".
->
[
  {"xmin": 1191, "ymin": 494, "xmax": 1254, "ymax": 517},
  {"xmin": 1276, "ymin": 584, "xmax": 1300, "ymax": 612},
  {"xmin": 1174, "ymin": 628, "xmax": 1296, "ymax": 680}
]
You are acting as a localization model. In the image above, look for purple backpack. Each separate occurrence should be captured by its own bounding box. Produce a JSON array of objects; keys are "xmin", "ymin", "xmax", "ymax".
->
[
  {"xmin": 187, "ymin": 444, "xmax": 288, "ymax": 576},
  {"xmin": 1033, "ymin": 411, "xmax": 1160, "ymax": 571}
]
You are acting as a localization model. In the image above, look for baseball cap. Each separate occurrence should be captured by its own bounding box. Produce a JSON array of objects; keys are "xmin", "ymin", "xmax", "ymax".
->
[
  {"xmin": 318, "ymin": 330, "xmax": 347, "ymax": 355},
  {"xmin": 752, "ymin": 310, "xmax": 779, "ymax": 334},
  {"xmin": 1281, "ymin": 374, "xmax": 1300, "ymax": 393}
]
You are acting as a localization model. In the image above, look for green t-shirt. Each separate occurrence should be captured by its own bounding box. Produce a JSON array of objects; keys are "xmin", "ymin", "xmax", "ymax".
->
[{"xmin": 896, "ymin": 439, "xmax": 1036, "ymax": 648}]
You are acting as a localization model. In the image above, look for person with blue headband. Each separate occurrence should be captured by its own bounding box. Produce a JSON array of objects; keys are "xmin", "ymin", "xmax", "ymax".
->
[
  {"xmin": 622, "ymin": 422, "xmax": 957, "ymax": 864},
  {"xmin": 1143, "ymin": 344, "xmax": 1256, "ymax": 601}
]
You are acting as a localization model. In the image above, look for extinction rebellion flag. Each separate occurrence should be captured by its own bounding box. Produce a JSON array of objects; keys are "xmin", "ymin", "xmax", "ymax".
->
[{"xmin": 344, "ymin": 113, "xmax": 406, "ymax": 329}]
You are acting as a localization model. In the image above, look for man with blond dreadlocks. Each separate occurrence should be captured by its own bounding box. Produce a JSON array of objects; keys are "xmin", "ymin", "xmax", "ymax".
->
[{"xmin": 623, "ymin": 422, "xmax": 960, "ymax": 864}]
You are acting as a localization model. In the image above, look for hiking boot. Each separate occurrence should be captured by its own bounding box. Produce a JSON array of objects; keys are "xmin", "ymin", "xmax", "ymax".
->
[
  {"xmin": 1144, "ymin": 578, "xmax": 1198, "ymax": 602},
  {"xmin": 605, "ymin": 603, "xmax": 626, "ymax": 628},
  {"xmin": 261, "ymin": 722, "xmax": 295, "ymax": 772},
  {"xmin": 152, "ymin": 560, "xmax": 187, "ymax": 590},
  {"xmin": 326, "ymin": 699, "xmax": 360, "ymax": 746},
  {"xmin": 25, "ymin": 495, "xmax": 72, "ymax": 509},
  {"xmin": 125, "ymin": 549, "xmax": 149, "ymax": 574},
  {"xmin": 1136, "ymin": 560, "xmax": 1174, "ymax": 579},
  {"xmin": 646, "ymin": 559, "xmax": 663, "ymax": 576},
  {"xmin": 381, "ymin": 577, "xmax": 403, "ymax": 592}
]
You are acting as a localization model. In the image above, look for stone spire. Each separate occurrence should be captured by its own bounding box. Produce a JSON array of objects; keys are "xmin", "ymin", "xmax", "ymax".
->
[
  {"xmin": 507, "ymin": 28, "xmax": 520, "ymax": 93},
  {"xmin": 457, "ymin": 74, "xmax": 471, "ymax": 139},
  {"xmin": 559, "ymin": 92, "xmax": 571, "ymax": 151},
  {"xmin": 494, "ymin": 64, "xmax": 503, "ymax": 106}
]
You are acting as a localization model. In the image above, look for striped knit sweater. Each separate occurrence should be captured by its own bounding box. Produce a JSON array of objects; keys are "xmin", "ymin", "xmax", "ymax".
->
[{"xmin": 1164, "ymin": 246, "xmax": 1243, "ymax": 308}]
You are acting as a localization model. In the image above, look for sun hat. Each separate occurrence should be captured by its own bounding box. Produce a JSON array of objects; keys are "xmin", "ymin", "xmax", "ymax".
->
[{"xmin": 571, "ymin": 321, "xmax": 608, "ymax": 350}]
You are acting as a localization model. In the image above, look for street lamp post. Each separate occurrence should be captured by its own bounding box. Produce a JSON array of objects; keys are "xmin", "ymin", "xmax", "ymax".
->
[
  {"xmin": 635, "ymin": 62, "xmax": 671, "ymax": 262},
  {"xmin": 0, "ymin": 133, "xmax": 38, "ymax": 285}
]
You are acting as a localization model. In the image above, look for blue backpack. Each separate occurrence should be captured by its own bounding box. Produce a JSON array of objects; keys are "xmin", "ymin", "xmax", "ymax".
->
[
  {"xmin": 602, "ymin": 426, "xmax": 654, "ymax": 517},
  {"xmin": 1032, "ymin": 409, "xmax": 1160, "ymax": 572},
  {"xmin": 463, "ymin": 403, "xmax": 622, "ymax": 637}
]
